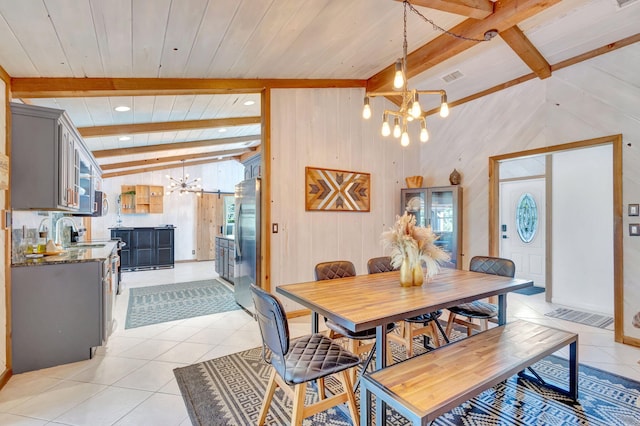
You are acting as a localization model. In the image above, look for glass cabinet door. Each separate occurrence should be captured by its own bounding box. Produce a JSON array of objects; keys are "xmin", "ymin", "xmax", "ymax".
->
[
  {"xmin": 401, "ymin": 186, "xmax": 462, "ymax": 268},
  {"xmin": 400, "ymin": 189, "xmax": 428, "ymax": 227},
  {"xmin": 429, "ymin": 188, "xmax": 457, "ymax": 266}
]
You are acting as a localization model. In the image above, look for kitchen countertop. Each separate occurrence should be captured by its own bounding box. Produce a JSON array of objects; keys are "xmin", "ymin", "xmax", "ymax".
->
[{"xmin": 12, "ymin": 241, "xmax": 119, "ymax": 267}]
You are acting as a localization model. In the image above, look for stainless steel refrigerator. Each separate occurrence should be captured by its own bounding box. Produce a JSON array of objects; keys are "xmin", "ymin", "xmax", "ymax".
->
[{"xmin": 233, "ymin": 178, "xmax": 261, "ymax": 311}]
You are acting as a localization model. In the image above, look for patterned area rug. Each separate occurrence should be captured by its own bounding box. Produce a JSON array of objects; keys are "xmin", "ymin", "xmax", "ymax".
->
[
  {"xmin": 173, "ymin": 332, "xmax": 640, "ymax": 425},
  {"xmin": 545, "ymin": 307, "xmax": 614, "ymax": 329},
  {"xmin": 125, "ymin": 279, "xmax": 239, "ymax": 329}
]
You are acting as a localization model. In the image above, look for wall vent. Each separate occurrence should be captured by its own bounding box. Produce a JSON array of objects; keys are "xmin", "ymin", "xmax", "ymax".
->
[{"xmin": 441, "ymin": 70, "xmax": 464, "ymax": 83}]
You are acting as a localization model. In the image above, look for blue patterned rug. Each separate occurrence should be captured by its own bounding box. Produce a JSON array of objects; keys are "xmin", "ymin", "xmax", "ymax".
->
[
  {"xmin": 125, "ymin": 279, "xmax": 239, "ymax": 329},
  {"xmin": 174, "ymin": 338, "xmax": 640, "ymax": 425}
]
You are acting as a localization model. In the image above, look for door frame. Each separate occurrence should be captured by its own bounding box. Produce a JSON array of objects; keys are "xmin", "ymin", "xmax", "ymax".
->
[{"xmin": 488, "ymin": 134, "xmax": 623, "ymax": 342}]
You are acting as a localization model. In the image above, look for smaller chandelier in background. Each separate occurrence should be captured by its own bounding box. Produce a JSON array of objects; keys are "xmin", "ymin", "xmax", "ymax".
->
[{"xmin": 166, "ymin": 160, "xmax": 203, "ymax": 196}]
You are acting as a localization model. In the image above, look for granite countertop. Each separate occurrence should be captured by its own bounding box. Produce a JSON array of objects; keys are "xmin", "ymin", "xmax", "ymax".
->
[{"xmin": 12, "ymin": 241, "xmax": 119, "ymax": 267}]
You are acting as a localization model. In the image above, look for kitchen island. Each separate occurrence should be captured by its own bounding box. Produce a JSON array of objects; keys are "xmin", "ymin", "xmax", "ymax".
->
[{"xmin": 11, "ymin": 241, "xmax": 119, "ymax": 373}]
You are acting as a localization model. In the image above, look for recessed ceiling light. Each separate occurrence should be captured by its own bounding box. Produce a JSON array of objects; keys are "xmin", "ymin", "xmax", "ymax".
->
[
  {"xmin": 243, "ymin": 100, "xmax": 255, "ymax": 106},
  {"xmin": 114, "ymin": 106, "xmax": 130, "ymax": 112},
  {"xmin": 119, "ymin": 136, "xmax": 131, "ymax": 141},
  {"xmin": 218, "ymin": 128, "xmax": 227, "ymax": 133}
]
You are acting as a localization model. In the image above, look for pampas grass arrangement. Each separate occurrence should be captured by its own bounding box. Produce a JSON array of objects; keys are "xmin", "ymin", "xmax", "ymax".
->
[{"xmin": 382, "ymin": 212, "xmax": 451, "ymax": 279}]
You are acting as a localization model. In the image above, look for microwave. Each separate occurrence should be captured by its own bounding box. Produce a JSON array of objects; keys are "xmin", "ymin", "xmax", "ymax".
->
[
  {"xmin": 93, "ymin": 191, "xmax": 109, "ymax": 217},
  {"xmin": 73, "ymin": 190, "xmax": 108, "ymax": 217}
]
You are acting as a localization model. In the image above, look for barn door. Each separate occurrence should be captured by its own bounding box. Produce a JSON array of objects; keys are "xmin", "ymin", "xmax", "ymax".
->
[{"xmin": 196, "ymin": 193, "xmax": 223, "ymax": 261}]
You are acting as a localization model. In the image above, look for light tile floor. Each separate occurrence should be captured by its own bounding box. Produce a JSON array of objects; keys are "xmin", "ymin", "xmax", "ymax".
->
[{"xmin": 1, "ymin": 261, "xmax": 639, "ymax": 425}]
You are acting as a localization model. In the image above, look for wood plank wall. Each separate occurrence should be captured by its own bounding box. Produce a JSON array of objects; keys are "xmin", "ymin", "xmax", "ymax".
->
[
  {"xmin": 417, "ymin": 43, "xmax": 640, "ymax": 343},
  {"xmin": 270, "ymin": 88, "xmax": 421, "ymax": 311}
]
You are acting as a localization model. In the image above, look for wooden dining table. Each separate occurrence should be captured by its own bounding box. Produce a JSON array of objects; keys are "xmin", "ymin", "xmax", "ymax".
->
[
  {"xmin": 277, "ymin": 267, "xmax": 533, "ymax": 371},
  {"xmin": 277, "ymin": 267, "xmax": 533, "ymax": 425}
]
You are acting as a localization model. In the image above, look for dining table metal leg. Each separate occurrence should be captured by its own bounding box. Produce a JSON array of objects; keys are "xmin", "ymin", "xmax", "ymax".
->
[
  {"xmin": 498, "ymin": 294, "xmax": 507, "ymax": 325},
  {"xmin": 375, "ymin": 324, "xmax": 388, "ymax": 426},
  {"xmin": 311, "ymin": 311, "xmax": 319, "ymax": 334}
]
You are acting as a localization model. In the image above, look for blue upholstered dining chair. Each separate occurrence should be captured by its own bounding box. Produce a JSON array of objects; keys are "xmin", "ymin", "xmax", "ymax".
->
[
  {"xmin": 251, "ymin": 284, "xmax": 360, "ymax": 426},
  {"xmin": 367, "ymin": 256, "xmax": 449, "ymax": 357},
  {"xmin": 445, "ymin": 255, "xmax": 516, "ymax": 337}
]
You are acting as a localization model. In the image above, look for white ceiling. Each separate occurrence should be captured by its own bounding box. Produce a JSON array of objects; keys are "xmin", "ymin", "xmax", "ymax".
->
[{"xmin": 0, "ymin": 0, "xmax": 638, "ymax": 174}]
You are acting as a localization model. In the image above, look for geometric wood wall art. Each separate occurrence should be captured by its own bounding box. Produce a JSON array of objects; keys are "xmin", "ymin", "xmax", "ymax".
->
[{"xmin": 305, "ymin": 166, "xmax": 370, "ymax": 212}]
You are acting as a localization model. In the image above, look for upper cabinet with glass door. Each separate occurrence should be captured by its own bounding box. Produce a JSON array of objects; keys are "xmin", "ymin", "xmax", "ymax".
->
[
  {"xmin": 400, "ymin": 185, "xmax": 463, "ymax": 268},
  {"xmin": 10, "ymin": 103, "xmax": 101, "ymax": 212}
]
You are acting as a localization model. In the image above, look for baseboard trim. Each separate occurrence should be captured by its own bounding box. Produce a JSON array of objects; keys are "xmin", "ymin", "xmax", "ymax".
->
[{"xmin": 0, "ymin": 367, "xmax": 11, "ymax": 391}]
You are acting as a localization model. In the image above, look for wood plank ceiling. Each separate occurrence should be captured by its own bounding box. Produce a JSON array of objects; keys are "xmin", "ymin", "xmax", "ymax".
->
[{"xmin": 0, "ymin": 0, "xmax": 638, "ymax": 177}]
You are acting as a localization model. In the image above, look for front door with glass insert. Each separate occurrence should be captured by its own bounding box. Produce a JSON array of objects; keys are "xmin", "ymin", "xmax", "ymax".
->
[{"xmin": 499, "ymin": 178, "xmax": 546, "ymax": 288}]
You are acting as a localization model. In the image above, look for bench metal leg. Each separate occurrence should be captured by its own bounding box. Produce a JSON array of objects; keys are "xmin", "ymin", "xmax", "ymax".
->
[
  {"xmin": 517, "ymin": 341, "xmax": 579, "ymax": 401},
  {"xmin": 360, "ymin": 381, "xmax": 374, "ymax": 426}
]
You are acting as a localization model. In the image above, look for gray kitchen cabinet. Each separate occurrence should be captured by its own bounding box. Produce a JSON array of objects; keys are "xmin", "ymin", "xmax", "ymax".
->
[
  {"xmin": 111, "ymin": 227, "xmax": 174, "ymax": 271},
  {"xmin": 215, "ymin": 236, "xmax": 235, "ymax": 283},
  {"xmin": 10, "ymin": 103, "xmax": 100, "ymax": 212},
  {"xmin": 11, "ymin": 261, "xmax": 107, "ymax": 373},
  {"xmin": 242, "ymin": 154, "xmax": 261, "ymax": 179}
]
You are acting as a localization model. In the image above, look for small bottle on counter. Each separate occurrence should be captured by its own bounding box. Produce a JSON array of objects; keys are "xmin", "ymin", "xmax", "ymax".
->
[
  {"xmin": 37, "ymin": 232, "xmax": 47, "ymax": 253},
  {"xmin": 24, "ymin": 238, "xmax": 35, "ymax": 255}
]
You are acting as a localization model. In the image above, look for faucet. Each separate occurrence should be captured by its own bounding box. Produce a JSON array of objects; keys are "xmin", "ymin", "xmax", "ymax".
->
[{"xmin": 55, "ymin": 217, "xmax": 78, "ymax": 247}]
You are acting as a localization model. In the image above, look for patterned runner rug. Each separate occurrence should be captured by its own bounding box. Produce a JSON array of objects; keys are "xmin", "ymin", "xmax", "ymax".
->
[
  {"xmin": 125, "ymin": 279, "xmax": 239, "ymax": 329},
  {"xmin": 173, "ymin": 334, "xmax": 640, "ymax": 425},
  {"xmin": 545, "ymin": 307, "xmax": 614, "ymax": 329}
]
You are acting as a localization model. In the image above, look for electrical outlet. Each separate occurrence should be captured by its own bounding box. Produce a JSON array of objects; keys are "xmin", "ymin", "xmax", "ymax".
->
[
  {"xmin": 272, "ymin": 223, "xmax": 278, "ymax": 233},
  {"xmin": 192, "ymin": 249, "xmax": 195, "ymax": 254}
]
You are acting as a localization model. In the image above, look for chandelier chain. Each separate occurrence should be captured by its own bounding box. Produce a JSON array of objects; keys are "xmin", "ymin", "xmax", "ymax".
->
[{"xmin": 404, "ymin": 0, "xmax": 490, "ymax": 43}]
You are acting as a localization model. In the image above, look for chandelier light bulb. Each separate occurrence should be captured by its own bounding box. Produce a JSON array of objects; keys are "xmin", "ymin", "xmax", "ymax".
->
[
  {"xmin": 401, "ymin": 131, "xmax": 410, "ymax": 147},
  {"xmin": 393, "ymin": 60, "xmax": 404, "ymax": 89},
  {"xmin": 420, "ymin": 126, "xmax": 429, "ymax": 142},
  {"xmin": 440, "ymin": 93, "xmax": 449, "ymax": 117},
  {"xmin": 381, "ymin": 121, "xmax": 391, "ymax": 137},
  {"xmin": 440, "ymin": 102, "xmax": 449, "ymax": 118},
  {"xmin": 393, "ymin": 117, "xmax": 401, "ymax": 138},
  {"xmin": 411, "ymin": 94, "xmax": 422, "ymax": 118},
  {"xmin": 362, "ymin": 97, "xmax": 372, "ymax": 119}
]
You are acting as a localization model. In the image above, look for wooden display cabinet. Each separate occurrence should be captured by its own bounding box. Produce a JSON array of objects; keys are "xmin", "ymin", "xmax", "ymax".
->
[
  {"xmin": 121, "ymin": 185, "xmax": 136, "ymax": 214},
  {"xmin": 149, "ymin": 186, "xmax": 164, "ymax": 213},
  {"xmin": 121, "ymin": 184, "xmax": 164, "ymax": 214}
]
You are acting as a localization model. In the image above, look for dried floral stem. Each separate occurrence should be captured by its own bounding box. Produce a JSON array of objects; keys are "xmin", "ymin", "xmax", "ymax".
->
[{"xmin": 381, "ymin": 212, "xmax": 451, "ymax": 278}]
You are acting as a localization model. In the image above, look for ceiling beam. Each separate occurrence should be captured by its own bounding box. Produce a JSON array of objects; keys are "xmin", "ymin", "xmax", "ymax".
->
[
  {"xmin": 396, "ymin": 0, "xmax": 493, "ymax": 20},
  {"xmin": 499, "ymin": 25, "xmax": 551, "ymax": 79},
  {"xmin": 102, "ymin": 157, "xmax": 239, "ymax": 179},
  {"xmin": 367, "ymin": 0, "xmax": 561, "ymax": 93},
  {"xmin": 100, "ymin": 147, "xmax": 251, "ymax": 171},
  {"xmin": 77, "ymin": 116, "xmax": 260, "ymax": 138},
  {"xmin": 422, "ymin": 32, "xmax": 640, "ymax": 116},
  {"xmin": 10, "ymin": 78, "xmax": 367, "ymax": 98},
  {"xmin": 92, "ymin": 134, "xmax": 260, "ymax": 158}
]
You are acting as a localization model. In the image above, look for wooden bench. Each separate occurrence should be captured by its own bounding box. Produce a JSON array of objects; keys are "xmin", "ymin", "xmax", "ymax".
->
[{"xmin": 359, "ymin": 320, "xmax": 578, "ymax": 426}]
